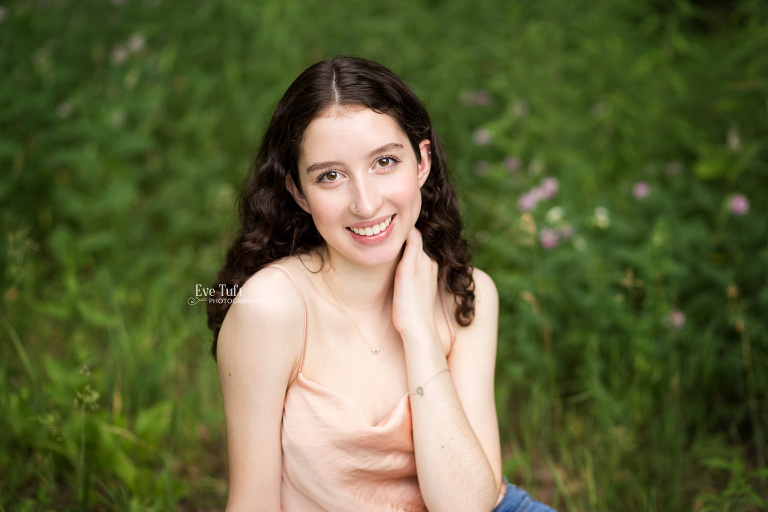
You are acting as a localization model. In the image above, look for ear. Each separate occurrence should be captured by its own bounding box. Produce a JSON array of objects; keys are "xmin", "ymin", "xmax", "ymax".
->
[
  {"xmin": 285, "ymin": 174, "xmax": 311, "ymax": 214},
  {"xmin": 416, "ymin": 139, "xmax": 432, "ymax": 188}
]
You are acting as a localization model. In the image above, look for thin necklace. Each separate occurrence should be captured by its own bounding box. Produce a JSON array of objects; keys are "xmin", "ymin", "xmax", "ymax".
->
[{"xmin": 321, "ymin": 266, "xmax": 391, "ymax": 355}]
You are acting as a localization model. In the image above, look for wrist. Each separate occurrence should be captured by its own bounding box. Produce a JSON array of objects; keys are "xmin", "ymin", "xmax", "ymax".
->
[
  {"xmin": 400, "ymin": 326, "xmax": 446, "ymax": 369},
  {"xmin": 409, "ymin": 367, "xmax": 450, "ymax": 397},
  {"xmin": 398, "ymin": 323, "xmax": 440, "ymax": 346}
]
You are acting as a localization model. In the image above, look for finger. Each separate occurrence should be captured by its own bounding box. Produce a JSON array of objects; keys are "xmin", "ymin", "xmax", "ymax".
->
[
  {"xmin": 398, "ymin": 229, "xmax": 421, "ymax": 275},
  {"xmin": 401, "ymin": 227, "xmax": 417, "ymax": 257},
  {"xmin": 406, "ymin": 226, "xmax": 423, "ymax": 250}
]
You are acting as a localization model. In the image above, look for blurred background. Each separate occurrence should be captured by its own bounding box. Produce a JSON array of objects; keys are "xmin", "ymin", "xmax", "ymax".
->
[{"xmin": 2, "ymin": 0, "xmax": 767, "ymax": 510}]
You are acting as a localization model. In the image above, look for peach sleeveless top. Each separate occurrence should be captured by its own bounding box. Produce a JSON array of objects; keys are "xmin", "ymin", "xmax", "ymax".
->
[{"xmin": 271, "ymin": 265, "xmax": 456, "ymax": 512}]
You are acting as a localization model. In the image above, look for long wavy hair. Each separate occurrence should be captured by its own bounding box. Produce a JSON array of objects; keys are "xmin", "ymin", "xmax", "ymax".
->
[{"xmin": 207, "ymin": 56, "xmax": 475, "ymax": 358}]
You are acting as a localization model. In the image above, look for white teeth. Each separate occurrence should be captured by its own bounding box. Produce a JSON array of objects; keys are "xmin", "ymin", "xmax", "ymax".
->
[{"xmin": 350, "ymin": 216, "xmax": 392, "ymax": 236}]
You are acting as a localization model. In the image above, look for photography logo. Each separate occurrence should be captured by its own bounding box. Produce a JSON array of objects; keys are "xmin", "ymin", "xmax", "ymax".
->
[{"xmin": 188, "ymin": 284, "xmax": 254, "ymax": 305}]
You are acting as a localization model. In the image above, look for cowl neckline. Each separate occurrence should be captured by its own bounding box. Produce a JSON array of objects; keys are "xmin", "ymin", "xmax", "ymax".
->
[{"xmin": 294, "ymin": 372, "xmax": 410, "ymax": 428}]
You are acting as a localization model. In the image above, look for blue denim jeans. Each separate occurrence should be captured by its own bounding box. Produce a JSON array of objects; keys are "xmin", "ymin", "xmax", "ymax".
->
[{"xmin": 491, "ymin": 479, "xmax": 558, "ymax": 512}]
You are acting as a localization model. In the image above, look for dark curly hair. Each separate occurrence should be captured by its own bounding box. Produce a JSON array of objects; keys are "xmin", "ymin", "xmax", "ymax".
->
[{"xmin": 207, "ymin": 56, "xmax": 475, "ymax": 359}]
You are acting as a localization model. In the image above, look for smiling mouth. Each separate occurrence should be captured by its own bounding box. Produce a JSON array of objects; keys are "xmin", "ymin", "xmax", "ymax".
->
[{"xmin": 348, "ymin": 215, "xmax": 394, "ymax": 237}]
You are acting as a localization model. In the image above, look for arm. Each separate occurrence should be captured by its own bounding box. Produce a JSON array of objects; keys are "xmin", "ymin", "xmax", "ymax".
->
[
  {"xmin": 393, "ymin": 229, "xmax": 503, "ymax": 512},
  {"xmin": 216, "ymin": 268, "xmax": 304, "ymax": 512}
]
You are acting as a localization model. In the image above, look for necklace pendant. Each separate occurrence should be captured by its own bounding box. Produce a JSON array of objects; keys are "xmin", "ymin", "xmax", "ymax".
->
[{"xmin": 372, "ymin": 348, "xmax": 381, "ymax": 354}]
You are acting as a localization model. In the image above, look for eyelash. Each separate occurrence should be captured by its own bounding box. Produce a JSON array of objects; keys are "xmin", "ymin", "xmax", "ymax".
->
[
  {"xmin": 375, "ymin": 155, "xmax": 400, "ymax": 168},
  {"xmin": 315, "ymin": 156, "xmax": 401, "ymax": 183},
  {"xmin": 316, "ymin": 170, "xmax": 340, "ymax": 183}
]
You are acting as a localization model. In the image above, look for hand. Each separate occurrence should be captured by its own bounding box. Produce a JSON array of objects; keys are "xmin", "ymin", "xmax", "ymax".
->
[{"xmin": 392, "ymin": 227, "xmax": 439, "ymax": 340}]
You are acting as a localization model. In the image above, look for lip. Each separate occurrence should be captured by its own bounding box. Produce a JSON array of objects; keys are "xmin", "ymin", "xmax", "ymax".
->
[
  {"xmin": 347, "ymin": 214, "xmax": 394, "ymax": 230},
  {"xmin": 347, "ymin": 214, "xmax": 396, "ymax": 244}
]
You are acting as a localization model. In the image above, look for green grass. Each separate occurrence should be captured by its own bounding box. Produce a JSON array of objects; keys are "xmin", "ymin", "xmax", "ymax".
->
[{"xmin": 2, "ymin": 0, "xmax": 767, "ymax": 509}]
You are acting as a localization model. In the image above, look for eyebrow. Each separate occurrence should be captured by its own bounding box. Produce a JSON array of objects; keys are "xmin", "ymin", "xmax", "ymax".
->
[
  {"xmin": 305, "ymin": 160, "xmax": 344, "ymax": 174},
  {"xmin": 304, "ymin": 142, "xmax": 405, "ymax": 174},
  {"xmin": 367, "ymin": 142, "xmax": 404, "ymax": 159}
]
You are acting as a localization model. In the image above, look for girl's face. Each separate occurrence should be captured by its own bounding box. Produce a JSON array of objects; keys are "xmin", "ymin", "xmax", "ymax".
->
[{"xmin": 287, "ymin": 107, "xmax": 431, "ymax": 268}]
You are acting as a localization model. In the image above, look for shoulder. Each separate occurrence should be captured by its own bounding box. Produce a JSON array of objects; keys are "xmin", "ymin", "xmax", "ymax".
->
[
  {"xmin": 450, "ymin": 267, "xmax": 498, "ymax": 344},
  {"xmin": 471, "ymin": 267, "xmax": 498, "ymax": 300},
  {"xmin": 442, "ymin": 267, "xmax": 498, "ymax": 332},
  {"xmin": 443, "ymin": 267, "xmax": 497, "ymax": 310},
  {"xmin": 226, "ymin": 262, "xmax": 308, "ymax": 328},
  {"xmin": 471, "ymin": 267, "xmax": 499, "ymax": 317},
  {"xmin": 240, "ymin": 261, "xmax": 308, "ymax": 306},
  {"xmin": 217, "ymin": 261, "xmax": 308, "ymax": 381}
]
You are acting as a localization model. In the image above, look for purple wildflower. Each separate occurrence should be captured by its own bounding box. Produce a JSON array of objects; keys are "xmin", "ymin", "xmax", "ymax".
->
[
  {"xmin": 128, "ymin": 34, "xmax": 145, "ymax": 52},
  {"xmin": 539, "ymin": 177, "xmax": 559, "ymax": 199},
  {"xmin": 539, "ymin": 228, "xmax": 559, "ymax": 249},
  {"xmin": 505, "ymin": 156, "xmax": 520, "ymax": 173},
  {"xmin": 473, "ymin": 90, "xmax": 490, "ymax": 106},
  {"xmin": 517, "ymin": 191, "xmax": 539, "ymax": 212},
  {"xmin": 111, "ymin": 45, "xmax": 128, "ymax": 65},
  {"xmin": 729, "ymin": 194, "xmax": 749, "ymax": 216},
  {"xmin": 473, "ymin": 128, "xmax": 492, "ymax": 146},
  {"xmin": 632, "ymin": 182, "xmax": 651, "ymax": 199},
  {"xmin": 664, "ymin": 309, "xmax": 685, "ymax": 331}
]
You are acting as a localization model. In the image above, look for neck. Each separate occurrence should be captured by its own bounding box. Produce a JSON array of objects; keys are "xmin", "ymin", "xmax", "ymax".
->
[{"xmin": 321, "ymin": 246, "xmax": 399, "ymax": 316}]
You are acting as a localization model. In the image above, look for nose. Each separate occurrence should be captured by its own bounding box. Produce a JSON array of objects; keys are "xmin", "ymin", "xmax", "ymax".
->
[{"xmin": 350, "ymin": 174, "xmax": 382, "ymax": 217}]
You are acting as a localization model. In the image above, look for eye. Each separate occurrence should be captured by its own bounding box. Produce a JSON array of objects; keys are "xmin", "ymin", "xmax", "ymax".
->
[
  {"xmin": 375, "ymin": 156, "xmax": 399, "ymax": 168},
  {"xmin": 317, "ymin": 170, "xmax": 340, "ymax": 183}
]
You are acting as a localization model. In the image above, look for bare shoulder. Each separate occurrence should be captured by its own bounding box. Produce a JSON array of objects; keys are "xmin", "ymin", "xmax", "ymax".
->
[
  {"xmin": 450, "ymin": 267, "xmax": 498, "ymax": 351},
  {"xmin": 467, "ymin": 267, "xmax": 499, "ymax": 325},
  {"xmin": 471, "ymin": 267, "xmax": 498, "ymax": 304},
  {"xmin": 216, "ymin": 262, "xmax": 307, "ymax": 383}
]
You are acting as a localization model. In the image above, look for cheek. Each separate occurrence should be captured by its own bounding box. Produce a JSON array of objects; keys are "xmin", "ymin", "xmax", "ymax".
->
[
  {"xmin": 310, "ymin": 203, "xmax": 339, "ymax": 223},
  {"xmin": 394, "ymin": 177, "xmax": 422, "ymax": 210},
  {"xmin": 305, "ymin": 195, "xmax": 342, "ymax": 227}
]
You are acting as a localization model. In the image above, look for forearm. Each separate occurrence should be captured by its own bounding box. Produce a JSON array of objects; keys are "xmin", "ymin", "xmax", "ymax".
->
[{"xmin": 404, "ymin": 329, "xmax": 500, "ymax": 512}]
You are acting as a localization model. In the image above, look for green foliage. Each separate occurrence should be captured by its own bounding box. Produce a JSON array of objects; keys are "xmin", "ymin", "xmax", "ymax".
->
[{"xmin": 1, "ymin": 0, "xmax": 766, "ymax": 509}]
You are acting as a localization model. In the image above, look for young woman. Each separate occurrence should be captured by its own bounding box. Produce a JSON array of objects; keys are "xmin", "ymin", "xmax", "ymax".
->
[{"xmin": 207, "ymin": 56, "xmax": 556, "ymax": 512}]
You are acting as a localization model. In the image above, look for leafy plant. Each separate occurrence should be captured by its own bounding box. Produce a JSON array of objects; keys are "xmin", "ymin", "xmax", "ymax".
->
[{"xmin": 1, "ymin": 0, "xmax": 766, "ymax": 509}]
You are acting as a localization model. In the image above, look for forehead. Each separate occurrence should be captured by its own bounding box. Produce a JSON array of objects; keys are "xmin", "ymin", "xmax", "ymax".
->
[{"xmin": 299, "ymin": 107, "xmax": 408, "ymax": 162}]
